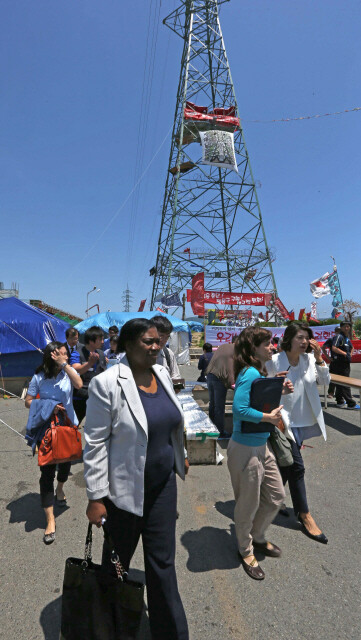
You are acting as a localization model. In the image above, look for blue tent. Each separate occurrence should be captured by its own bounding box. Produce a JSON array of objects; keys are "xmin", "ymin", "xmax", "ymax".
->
[
  {"xmin": 74, "ymin": 311, "xmax": 189, "ymax": 334},
  {"xmin": 0, "ymin": 298, "xmax": 71, "ymax": 381}
]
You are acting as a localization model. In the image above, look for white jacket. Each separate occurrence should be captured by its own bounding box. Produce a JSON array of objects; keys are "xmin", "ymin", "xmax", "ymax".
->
[
  {"xmin": 83, "ymin": 359, "xmax": 185, "ymax": 516},
  {"xmin": 266, "ymin": 352, "xmax": 330, "ymax": 442}
]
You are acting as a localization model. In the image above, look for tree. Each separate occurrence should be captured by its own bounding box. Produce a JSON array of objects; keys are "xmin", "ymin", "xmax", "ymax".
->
[{"xmin": 341, "ymin": 299, "xmax": 361, "ymax": 324}]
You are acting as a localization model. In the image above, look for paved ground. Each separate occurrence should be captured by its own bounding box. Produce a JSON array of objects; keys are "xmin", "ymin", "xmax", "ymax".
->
[{"xmin": 0, "ymin": 363, "xmax": 360, "ymax": 639}]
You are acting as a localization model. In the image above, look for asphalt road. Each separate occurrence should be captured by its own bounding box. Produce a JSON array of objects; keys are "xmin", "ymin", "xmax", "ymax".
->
[{"xmin": 0, "ymin": 363, "xmax": 360, "ymax": 640}]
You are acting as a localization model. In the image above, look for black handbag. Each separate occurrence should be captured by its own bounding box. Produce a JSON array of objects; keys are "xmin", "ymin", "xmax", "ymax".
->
[
  {"xmin": 241, "ymin": 377, "xmax": 284, "ymax": 433},
  {"xmin": 60, "ymin": 523, "xmax": 144, "ymax": 640}
]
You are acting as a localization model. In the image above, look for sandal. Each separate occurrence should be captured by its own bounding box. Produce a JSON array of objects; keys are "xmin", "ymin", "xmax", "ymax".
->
[
  {"xmin": 240, "ymin": 555, "xmax": 265, "ymax": 580},
  {"xmin": 43, "ymin": 526, "xmax": 56, "ymax": 545}
]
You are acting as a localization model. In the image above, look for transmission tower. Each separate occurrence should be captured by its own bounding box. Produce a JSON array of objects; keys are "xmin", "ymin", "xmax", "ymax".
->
[
  {"xmin": 150, "ymin": 0, "xmax": 277, "ymax": 310},
  {"xmin": 122, "ymin": 285, "xmax": 133, "ymax": 312}
]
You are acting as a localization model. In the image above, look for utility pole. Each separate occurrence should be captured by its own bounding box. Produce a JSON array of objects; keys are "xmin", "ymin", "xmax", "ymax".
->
[{"xmin": 122, "ymin": 285, "xmax": 133, "ymax": 312}]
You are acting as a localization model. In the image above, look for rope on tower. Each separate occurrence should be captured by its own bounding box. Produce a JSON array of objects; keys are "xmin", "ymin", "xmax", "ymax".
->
[{"xmin": 243, "ymin": 106, "xmax": 361, "ymax": 123}]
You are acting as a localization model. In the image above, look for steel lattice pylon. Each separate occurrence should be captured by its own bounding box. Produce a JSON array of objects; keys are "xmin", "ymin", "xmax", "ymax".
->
[{"xmin": 150, "ymin": 0, "xmax": 277, "ymax": 310}]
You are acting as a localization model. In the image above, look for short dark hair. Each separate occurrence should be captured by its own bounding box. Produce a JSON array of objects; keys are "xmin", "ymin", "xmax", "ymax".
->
[
  {"xmin": 36, "ymin": 341, "xmax": 65, "ymax": 378},
  {"xmin": 203, "ymin": 342, "xmax": 213, "ymax": 352},
  {"xmin": 117, "ymin": 318, "xmax": 157, "ymax": 353},
  {"xmin": 340, "ymin": 321, "xmax": 351, "ymax": 328},
  {"xmin": 109, "ymin": 335, "xmax": 118, "ymax": 344},
  {"xmin": 152, "ymin": 315, "xmax": 173, "ymax": 335},
  {"xmin": 234, "ymin": 326, "xmax": 272, "ymax": 379},
  {"xmin": 281, "ymin": 322, "xmax": 313, "ymax": 353},
  {"xmin": 108, "ymin": 325, "xmax": 119, "ymax": 334},
  {"xmin": 84, "ymin": 325, "xmax": 104, "ymax": 345},
  {"xmin": 65, "ymin": 327, "xmax": 79, "ymax": 339}
]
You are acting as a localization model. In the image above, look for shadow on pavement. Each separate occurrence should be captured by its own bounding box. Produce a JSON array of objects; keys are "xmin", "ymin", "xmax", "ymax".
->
[
  {"xmin": 6, "ymin": 491, "xmax": 69, "ymax": 532},
  {"xmin": 215, "ymin": 499, "xmax": 300, "ymax": 532},
  {"xmin": 181, "ymin": 524, "xmax": 240, "ymax": 572},
  {"xmin": 40, "ymin": 595, "xmax": 62, "ymax": 640},
  {"xmin": 214, "ymin": 499, "xmax": 234, "ymax": 521},
  {"xmin": 272, "ymin": 508, "xmax": 300, "ymax": 531},
  {"xmin": 323, "ymin": 410, "xmax": 361, "ymax": 436}
]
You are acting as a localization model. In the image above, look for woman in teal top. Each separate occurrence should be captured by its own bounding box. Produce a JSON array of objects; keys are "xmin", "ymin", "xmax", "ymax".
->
[{"xmin": 227, "ymin": 327, "xmax": 292, "ymax": 581}]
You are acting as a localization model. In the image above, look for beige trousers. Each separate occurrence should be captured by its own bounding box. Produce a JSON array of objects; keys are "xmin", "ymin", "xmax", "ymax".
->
[{"xmin": 227, "ymin": 439, "xmax": 285, "ymax": 557}]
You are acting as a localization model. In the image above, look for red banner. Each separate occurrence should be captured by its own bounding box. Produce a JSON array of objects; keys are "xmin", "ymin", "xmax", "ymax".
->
[
  {"xmin": 188, "ymin": 272, "xmax": 205, "ymax": 315},
  {"xmin": 322, "ymin": 339, "xmax": 361, "ymax": 364},
  {"xmin": 138, "ymin": 299, "xmax": 146, "ymax": 312},
  {"xmin": 273, "ymin": 297, "xmax": 290, "ymax": 320},
  {"xmin": 351, "ymin": 340, "xmax": 361, "ymax": 363},
  {"xmin": 184, "ymin": 101, "xmax": 240, "ymax": 128},
  {"xmin": 202, "ymin": 291, "xmax": 271, "ymax": 306},
  {"xmin": 186, "ymin": 272, "xmax": 273, "ymax": 314}
]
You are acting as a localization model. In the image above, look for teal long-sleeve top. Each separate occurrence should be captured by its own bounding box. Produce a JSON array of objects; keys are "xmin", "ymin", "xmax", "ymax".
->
[{"xmin": 232, "ymin": 366, "xmax": 270, "ymax": 447}]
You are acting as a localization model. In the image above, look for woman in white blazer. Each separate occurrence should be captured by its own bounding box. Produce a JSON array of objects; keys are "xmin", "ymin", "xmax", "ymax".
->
[
  {"xmin": 266, "ymin": 322, "xmax": 330, "ymax": 544},
  {"xmin": 84, "ymin": 318, "xmax": 189, "ymax": 640}
]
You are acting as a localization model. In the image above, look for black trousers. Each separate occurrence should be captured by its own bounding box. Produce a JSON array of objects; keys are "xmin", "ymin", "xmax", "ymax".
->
[
  {"xmin": 280, "ymin": 439, "xmax": 308, "ymax": 516},
  {"xmin": 332, "ymin": 360, "xmax": 356, "ymax": 407},
  {"xmin": 102, "ymin": 472, "xmax": 189, "ymax": 640},
  {"xmin": 328, "ymin": 360, "xmax": 336, "ymax": 395},
  {"xmin": 39, "ymin": 462, "xmax": 71, "ymax": 508},
  {"xmin": 73, "ymin": 397, "xmax": 87, "ymax": 425}
]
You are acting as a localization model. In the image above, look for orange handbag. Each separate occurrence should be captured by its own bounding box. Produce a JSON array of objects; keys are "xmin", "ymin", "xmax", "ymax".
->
[{"xmin": 38, "ymin": 406, "xmax": 82, "ymax": 466}]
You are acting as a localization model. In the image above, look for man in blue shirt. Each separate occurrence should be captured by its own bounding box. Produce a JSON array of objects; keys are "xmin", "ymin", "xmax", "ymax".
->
[
  {"xmin": 70, "ymin": 326, "xmax": 107, "ymax": 423},
  {"xmin": 331, "ymin": 321, "xmax": 359, "ymax": 409},
  {"xmin": 103, "ymin": 325, "xmax": 119, "ymax": 351}
]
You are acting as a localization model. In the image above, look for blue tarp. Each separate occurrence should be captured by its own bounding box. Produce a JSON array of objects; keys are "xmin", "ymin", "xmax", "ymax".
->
[
  {"xmin": 0, "ymin": 297, "xmax": 71, "ymax": 354},
  {"xmin": 74, "ymin": 311, "xmax": 189, "ymax": 334},
  {"xmin": 187, "ymin": 321, "xmax": 204, "ymax": 332}
]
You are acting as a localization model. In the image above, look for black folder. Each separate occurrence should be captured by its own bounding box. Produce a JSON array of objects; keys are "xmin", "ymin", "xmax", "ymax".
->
[{"xmin": 241, "ymin": 376, "xmax": 284, "ymax": 433}]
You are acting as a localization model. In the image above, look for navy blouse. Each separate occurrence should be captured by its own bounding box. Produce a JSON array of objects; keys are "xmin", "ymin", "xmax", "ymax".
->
[{"xmin": 138, "ymin": 378, "xmax": 181, "ymax": 492}]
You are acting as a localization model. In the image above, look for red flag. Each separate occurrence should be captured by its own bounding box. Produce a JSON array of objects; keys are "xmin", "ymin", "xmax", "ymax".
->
[
  {"xmin": 190, "ymin": 272, "xmax": 205, "ymax": 315},
  {"xmin": 258, "ymin": 312, "xmax": 265, "ymax": 321},
  {"xmin": 288, "ymin": 311, "xmax": 295, "ymax": 321},
  {"xmin": 183, "ymin": 248, "xmax": 190, "ymax": 253},
  {"xmin": 138, "ymin": 299, "xmax": 146, "ymax": 312},
  {"xmin": 298, "ymin": 308, "xmax": 305, "ymax": 321}
]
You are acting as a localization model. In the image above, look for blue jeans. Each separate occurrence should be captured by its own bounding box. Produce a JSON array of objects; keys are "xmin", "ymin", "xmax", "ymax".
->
[
  {"xmin": 280, "ymin": 439, "xmax": 308, "ymax": 515},
  {"xmin": 207, "ymin": 372, "xmax": 228, "ymax": 433}
]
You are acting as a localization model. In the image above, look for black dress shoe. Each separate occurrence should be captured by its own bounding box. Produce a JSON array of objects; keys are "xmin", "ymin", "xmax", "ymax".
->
[
  {"xmin": 297, "ymin": 516, "xmax": 328, "ymax": 544},
  {"xmin": 278, "ymin": 507, "xmax": 289, "ymax": 517}
]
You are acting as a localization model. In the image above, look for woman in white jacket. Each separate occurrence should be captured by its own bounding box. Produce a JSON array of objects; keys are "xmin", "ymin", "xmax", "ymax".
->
[{"xmin": 266, "ymin": 322, "xmax": 330, "ymax": 544}]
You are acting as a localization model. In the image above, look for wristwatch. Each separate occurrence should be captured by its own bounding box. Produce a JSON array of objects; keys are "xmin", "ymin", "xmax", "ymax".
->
[
  {"xmin": 61, "ymin": 362, "xmax": 67, "ymax": 369},
  {"xmin": 315, "ymin": 360, "xmax": 324, "ymax": 366}
]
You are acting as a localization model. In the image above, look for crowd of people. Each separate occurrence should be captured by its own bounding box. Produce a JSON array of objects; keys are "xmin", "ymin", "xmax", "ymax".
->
[{"xmin": 23, "ymin": 317, "xmax": 357, "ymax": 636}]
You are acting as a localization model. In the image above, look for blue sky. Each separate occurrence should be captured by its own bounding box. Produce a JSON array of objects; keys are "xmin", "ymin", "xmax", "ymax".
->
[{"xmin": 1, "ymin": 0, "xmax": 360, "ymax": 320}]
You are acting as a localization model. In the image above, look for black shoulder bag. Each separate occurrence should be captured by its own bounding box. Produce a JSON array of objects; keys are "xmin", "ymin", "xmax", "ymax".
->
[{"xmin": 60, "ymin": 523, "xmax": 144, "ymax": 640}]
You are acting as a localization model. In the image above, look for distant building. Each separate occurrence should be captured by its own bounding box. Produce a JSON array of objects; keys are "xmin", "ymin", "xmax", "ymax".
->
[{"xmin": 0, "ymin": 282, "xmax": 19, "ymax": 299}]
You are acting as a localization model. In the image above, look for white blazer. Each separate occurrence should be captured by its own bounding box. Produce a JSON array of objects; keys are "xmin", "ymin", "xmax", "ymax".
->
[
  {"xmin": 266, "ymin": 351, "xmax": 330, "ymax": 442},
  {"xmin": 83, "ymin": 359, "xmax": 185, "ymax": 516}
]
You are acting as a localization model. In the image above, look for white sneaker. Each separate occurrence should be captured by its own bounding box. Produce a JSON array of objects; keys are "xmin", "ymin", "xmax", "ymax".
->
[{"xmin": 336, "ymin": 401, "xmax": 346, "ymax": 407}]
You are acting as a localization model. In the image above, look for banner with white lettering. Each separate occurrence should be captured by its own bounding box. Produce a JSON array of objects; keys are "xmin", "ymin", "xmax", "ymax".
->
[{"xmin": 205, "ymin": 324, "xmax": 340, "ymax": 346}]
